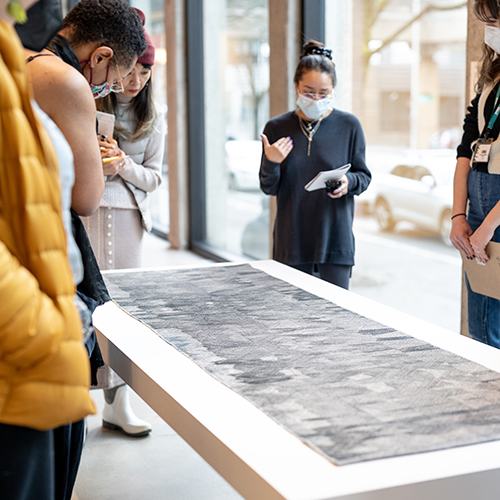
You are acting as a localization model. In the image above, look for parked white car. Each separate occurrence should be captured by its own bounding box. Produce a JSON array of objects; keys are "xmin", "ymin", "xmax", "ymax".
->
[
  {"xmin": 372, "ymin": 151, "xmax": 455, "ymax": 244},
  {"xmin": 226, "ymin": 140, "xmax": 262, "ymax": 191}
]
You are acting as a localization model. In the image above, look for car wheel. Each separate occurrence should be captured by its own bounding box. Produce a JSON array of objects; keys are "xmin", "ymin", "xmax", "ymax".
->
[
  {"xmin": 375, "ymin": 197, "xmax": 396, "ymax": 231},
  {"xmin": 440, "ymin": 209, "xmax": 453, "ymax": 246}
]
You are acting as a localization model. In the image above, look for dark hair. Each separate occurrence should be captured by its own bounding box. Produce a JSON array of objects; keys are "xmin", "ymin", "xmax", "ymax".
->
[
  {"xmin": 63, "ymin": 0, "xmax": 147, "ymax": 68},
  {"xmin": 474, "ymin": 0, "xmax": 500, "ymax": 91},
  {"xmin": 293, "ymin": 40, "xmax": 337, "ymax": 88},
  {"xmin": 96, "ymin": 64, "xmax": 157, "ymax": 142},
  {"xmin": 474, "ymin": 0, "xmax": 500, "ymax": 21}
]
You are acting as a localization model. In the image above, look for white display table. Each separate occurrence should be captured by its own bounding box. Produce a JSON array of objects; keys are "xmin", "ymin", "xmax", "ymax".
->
[{"xmin": 93, "ymin": 260, "xmax": 500, "ymax": 500}]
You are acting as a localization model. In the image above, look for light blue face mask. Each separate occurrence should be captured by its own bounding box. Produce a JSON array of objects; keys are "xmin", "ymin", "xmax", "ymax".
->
[{"xmin": 296, "ymin": 93, "xmax": 332, "ymax": 120}]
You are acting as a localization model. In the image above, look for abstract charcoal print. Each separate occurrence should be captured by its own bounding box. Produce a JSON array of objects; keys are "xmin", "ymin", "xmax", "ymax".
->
[{"xmin": 104, "ymin": 265, "xmax": 500, "ymax": 465}]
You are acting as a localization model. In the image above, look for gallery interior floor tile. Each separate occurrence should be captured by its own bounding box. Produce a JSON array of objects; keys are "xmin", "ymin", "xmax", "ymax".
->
[{"xmin": 75, "ymin": 233, "xmax": 244, "ymax": 500}]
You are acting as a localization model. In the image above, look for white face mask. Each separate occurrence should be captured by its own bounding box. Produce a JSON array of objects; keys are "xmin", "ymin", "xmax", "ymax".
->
[
  {"xmin": 485, "ymin": 25, "xmax": 500, "ymax": 54},
  {"xmin": 296, "ymin": 93, "xmax": 332, "ymax": 120}
]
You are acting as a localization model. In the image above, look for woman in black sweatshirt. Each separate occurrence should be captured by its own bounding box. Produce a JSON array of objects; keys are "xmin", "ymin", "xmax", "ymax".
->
[{"xmin": 260, "ymin": 40, "xmax": 371, "ymax": 289}]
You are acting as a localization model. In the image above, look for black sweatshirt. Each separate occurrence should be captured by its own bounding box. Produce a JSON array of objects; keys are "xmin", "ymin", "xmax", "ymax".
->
[{"xmin": 260, "ymin": 109, "xmax": 371, "ymax": 266}]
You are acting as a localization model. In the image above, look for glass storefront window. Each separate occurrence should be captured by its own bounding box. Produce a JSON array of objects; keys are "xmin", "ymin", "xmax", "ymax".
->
[
  {"xmin": 326, "ymin": 0, "xmax": 467, "ymax": 332},
  {"xmin": 203, "ymin": 0, "xmax": 270, "ymax": 259},
  {"xmin": 131, "ymin": 0, "xmax": 169, "ymax": 235}
]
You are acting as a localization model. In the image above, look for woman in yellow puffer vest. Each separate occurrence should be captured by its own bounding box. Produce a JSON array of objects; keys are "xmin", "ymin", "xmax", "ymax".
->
[{"xmin": 0, "ymin": 4, "xmax": 96, "ymax": 499}]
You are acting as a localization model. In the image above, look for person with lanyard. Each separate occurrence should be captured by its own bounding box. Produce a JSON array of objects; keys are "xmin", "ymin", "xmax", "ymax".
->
[
  {"xmin": 451, "ymin": 0, "xmax": 500, "ymax": 348},
  {"xmin": 22, "ymin": 1, "xmax": 147, "ymax": 499},
  {"xmin": 259, "ymin": 40, "xmax": 371, "ymax": 289}
]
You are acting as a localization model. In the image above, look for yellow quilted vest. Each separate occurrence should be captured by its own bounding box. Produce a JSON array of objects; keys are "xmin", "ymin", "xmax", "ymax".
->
[{"xmin": 0, "ymin": 21, "xmax": 96, "ymax": 430}]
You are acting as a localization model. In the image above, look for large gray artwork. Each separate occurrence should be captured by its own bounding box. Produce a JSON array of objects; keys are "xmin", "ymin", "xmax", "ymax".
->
[{"xmin": 104, "ymin": 265, "xmax": 500, "ymax": 465}]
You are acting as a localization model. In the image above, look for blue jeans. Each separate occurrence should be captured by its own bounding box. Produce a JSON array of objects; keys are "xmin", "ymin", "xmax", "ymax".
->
[{"xmin": 466, "ymin": 169, "xmax": 500, "ymax": 348}]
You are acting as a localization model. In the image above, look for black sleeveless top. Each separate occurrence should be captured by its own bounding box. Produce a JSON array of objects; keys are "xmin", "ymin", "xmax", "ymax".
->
[{"xmin": 27, "ymin": 34, "xmax": 110, "ymax": 383}]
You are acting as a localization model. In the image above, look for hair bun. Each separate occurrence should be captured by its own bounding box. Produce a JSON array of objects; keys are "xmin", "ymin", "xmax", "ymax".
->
[
  {"xmin": 295, "ymin": 40, "xmax": 336, "ymax": 87},
  {"xmin": 304, "ymin": 46, "xmax": 333, "ymax": 60}
]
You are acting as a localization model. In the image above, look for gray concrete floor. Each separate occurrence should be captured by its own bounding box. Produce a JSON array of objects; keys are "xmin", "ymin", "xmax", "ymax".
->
[{"xmin": 75, "ymin": 233, "xmax": 244, "ymax": 500}]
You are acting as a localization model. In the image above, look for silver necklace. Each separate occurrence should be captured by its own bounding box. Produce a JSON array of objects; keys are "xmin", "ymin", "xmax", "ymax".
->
[{"xmin": 298, "ymin": 115, "xmax": 323, "ymax": 156}]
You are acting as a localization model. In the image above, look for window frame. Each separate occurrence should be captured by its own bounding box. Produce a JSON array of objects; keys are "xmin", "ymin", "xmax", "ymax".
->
[{"xmin": 185, "ymin": 0, "xmax": 326, "ymax": 261}]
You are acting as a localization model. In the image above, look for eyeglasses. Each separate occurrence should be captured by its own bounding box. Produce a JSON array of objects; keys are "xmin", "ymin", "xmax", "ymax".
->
[
  {"xmin": 301, "ymin": 92, "xmax": 332, "ymax": 100},
  {"xmin": 110, "ymin": 56, "xmax": 126, "ymax": 93}
]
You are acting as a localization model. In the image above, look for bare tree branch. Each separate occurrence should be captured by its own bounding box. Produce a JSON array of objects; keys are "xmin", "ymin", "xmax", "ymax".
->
[
  {"xmin": 366, "ymin": 1, "xmax": 467, "ymax": 59},
  {"xmin": 368, "ymin": 0, "xmax": 392, "ymax": 30}
]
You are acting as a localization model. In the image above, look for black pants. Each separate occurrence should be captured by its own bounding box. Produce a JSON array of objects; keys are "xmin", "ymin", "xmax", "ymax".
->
[
  {"xmin": 53, "ymin": 420, "xmax": 85, "ymax": 500},
  {"xmin": 0, "ymin": 423, "xmax": 55, "ymax": 500},
  {"xmin": 0, "ymin": 420, "xmax": 85, "ymax": 500},
  {"xmin": 291, "ymin": 263, "xmax": 352, "ymax": 290}
]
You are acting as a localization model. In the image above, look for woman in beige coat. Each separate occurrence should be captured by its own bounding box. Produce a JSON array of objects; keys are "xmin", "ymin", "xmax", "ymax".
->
[{"xmin": 85, "ymin": 9, "xmax": 163, "ymax": 437}]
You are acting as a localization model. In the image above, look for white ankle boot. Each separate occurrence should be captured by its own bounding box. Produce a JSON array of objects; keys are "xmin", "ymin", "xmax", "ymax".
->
[{"xmin": 102, "ymin": 385, "xmax": 152, "ymax": 437}]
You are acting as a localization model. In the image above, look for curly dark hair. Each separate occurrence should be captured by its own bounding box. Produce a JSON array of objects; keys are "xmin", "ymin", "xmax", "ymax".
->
[
  {"xmin": 63, "ymin": 0, "xmax": 147, "ymax": 67},
  {"xmin": 293, "ymin": 40, "xmax": 337, "ymax": 88},
  {"xmin": 474, "ymin": 0, "xmax": 500, "ymax": 91}
]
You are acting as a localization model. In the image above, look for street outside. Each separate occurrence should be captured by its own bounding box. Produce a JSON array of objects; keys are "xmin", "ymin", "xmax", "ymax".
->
[
  {"xmin": 223, "ymin": 188, "xmax": 463, "ymax": 335},
  {"xmin": 351, "ymin": 214, "xmax": 461, "ymax": 334}
]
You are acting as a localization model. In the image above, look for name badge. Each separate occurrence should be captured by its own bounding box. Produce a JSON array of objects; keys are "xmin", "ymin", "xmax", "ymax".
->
[{"xmin": 471, "ymin": 138, "xmax": 493, "ymax": 171}]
